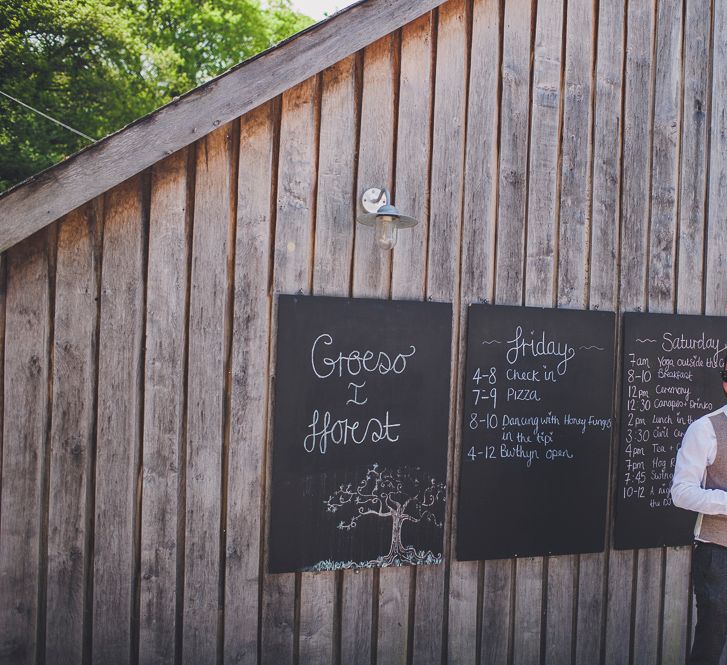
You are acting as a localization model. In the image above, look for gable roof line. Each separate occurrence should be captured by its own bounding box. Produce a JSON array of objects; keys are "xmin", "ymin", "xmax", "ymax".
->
[{"xmin": 0, "ymin": 0, "xmax": 448, "ymax": 253}]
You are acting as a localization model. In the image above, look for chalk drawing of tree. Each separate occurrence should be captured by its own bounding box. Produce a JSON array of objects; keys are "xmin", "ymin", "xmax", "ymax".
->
[{"xmin": 322, "ymin": 463, "xmax": 446, "ymax": 568}]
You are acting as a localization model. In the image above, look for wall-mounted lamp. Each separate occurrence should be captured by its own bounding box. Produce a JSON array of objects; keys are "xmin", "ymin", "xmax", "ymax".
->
[{"xmin": 356, "ymin": 187, "xmax": 418, "ymax": 250}]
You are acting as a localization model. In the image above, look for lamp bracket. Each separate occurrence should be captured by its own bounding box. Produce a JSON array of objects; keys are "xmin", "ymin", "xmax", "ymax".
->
[{"xmin": 361, "ymin": 187, "xmax": 389, "ymax": 214}]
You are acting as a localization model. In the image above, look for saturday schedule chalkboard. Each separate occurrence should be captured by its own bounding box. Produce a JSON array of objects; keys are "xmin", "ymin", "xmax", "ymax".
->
[
  {"xmin": 614, "ymin": 312, "xmax": 727, "ymax": 550},
  {"xmin": 457, "ymin": 304, "xmax": 615, "ymax": 561},
  {"xmin": 268, "ymin": 295, "xmax": 452, "ymax": 574}
]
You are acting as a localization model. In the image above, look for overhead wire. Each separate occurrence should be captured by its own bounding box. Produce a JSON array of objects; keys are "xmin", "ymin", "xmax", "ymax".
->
[{"xmin": 0, "ymin": 89, "xmax": 96, "ymax": 142}]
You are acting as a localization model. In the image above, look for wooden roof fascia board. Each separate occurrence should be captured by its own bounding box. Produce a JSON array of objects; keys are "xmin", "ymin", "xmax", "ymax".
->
[{"xmin": 0, "ymin": 0, "xmax": 448, "ymax": 253}]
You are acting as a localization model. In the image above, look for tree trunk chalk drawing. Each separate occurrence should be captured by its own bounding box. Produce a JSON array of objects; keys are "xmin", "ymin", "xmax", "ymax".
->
[{"xmin": 311, "ymin": 464, "xmax": 446, "ymax": 571}]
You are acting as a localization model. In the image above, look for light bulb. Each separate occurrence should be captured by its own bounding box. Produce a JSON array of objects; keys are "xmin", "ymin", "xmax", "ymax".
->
[{"xmin": 374, "ymin": 215, "xmax": 398, "ymax": 250}]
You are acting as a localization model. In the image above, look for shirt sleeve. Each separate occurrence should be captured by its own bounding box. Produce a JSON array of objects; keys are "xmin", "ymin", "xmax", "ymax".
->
[{"xmin": 671, "ymin": 418, "xmax": 727, "ymax": 516}]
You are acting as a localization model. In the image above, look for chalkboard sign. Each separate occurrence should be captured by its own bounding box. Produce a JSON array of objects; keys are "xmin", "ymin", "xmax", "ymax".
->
[
  {"xmin": 614, "ymin": 312, "xmax": 727, "ymax": 550},
  {"xmin": 456, "ymin": 304, "xmax": 616, "ymax": 561},
  {"xmin": 268, "ymin": 295, "xmax": 452, "ymax": 573}
]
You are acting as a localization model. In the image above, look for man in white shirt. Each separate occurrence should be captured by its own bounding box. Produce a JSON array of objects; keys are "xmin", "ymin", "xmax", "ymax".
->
[{"xmin": 672, "ymin": 359, "xmax": 727, "ymax": 665}]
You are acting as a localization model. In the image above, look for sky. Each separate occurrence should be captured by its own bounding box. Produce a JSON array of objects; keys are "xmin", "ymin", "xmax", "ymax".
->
[{"xmin": 291, "ymin": 0, "xmax": 357, "ymax": 20}]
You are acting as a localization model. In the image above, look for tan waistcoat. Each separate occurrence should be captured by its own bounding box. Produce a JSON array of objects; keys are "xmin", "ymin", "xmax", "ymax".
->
[{"xmin": 699, "ymin": 413, "xmax": 727, "ymax": 547}]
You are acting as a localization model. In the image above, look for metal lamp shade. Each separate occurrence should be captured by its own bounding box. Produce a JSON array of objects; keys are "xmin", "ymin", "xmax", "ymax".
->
[{"xmin": 356, "ymin": 204, "xmax": 418, "ymax": 229}]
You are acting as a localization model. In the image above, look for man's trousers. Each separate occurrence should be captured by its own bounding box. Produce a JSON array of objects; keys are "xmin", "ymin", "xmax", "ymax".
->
[{"xmin": 689, "ymin": 541, "xmax": 727, "ymax": 665}]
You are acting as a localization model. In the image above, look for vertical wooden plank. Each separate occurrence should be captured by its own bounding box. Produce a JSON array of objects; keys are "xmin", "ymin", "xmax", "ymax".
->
[
  {"xmin": 298, "ymin": 56, "xmax": 357, "ymax": 665},
  {"xmin": 707, "ymin": 0, "xmax": 727, "ymax": 659},
  {"xmin": 262, "ymin": 77, "xmax": 318, "ymax": 665},
  {"xmin": 649, "ymin": 0, "xmax": 682, "ymax": 314},
  {"xmin": 0, "ymin": 232, "xmax": 50, "ymax": 665},
  {"xmin": 496, "ymin": 1, "xmax": 536, "ymax": 663},
  {"xmin": 573, "ymin": 556, "xmax": 604, "ymax": 665},
  {"xmin": 45, "ymin": 206, "xmax": 99, "ymax": 664},
  {"xmin": 391, "ymin": 15, "xmax": 432, "ymax": 303},
  {"xmin": 512, "ymin": 0, "xmax": 556, "ymax": 661},
  {"xmin": 182, "ymin": 125, "xmax": 234, "ymax": 664},
  {"xmin": 338, "ymin": 547, "xmax": 372, "ymax": 662},
  {"xmin": 589, "ymin": 0, "xmax": 625, "ymax": 315},
  {"xmin": 589, "ymin": 1, "xmax": 626, "ymax": 663},
  {"xmin": 355, "ymin": 35, "xmax": 414, "ymax": 665},
  {"xmin": 138, "ymin": 151, "xmax": 189, "ymax": 665},
  {"xmin": 619, "ymin": 0, "xmax": 656, "ymax": 310},
  {"xmin": 558, "ymin": 0, "xmax": 595, "ymax": 309},
  {"xmin": 447, "ymin": 569, "xmax": 477, "ymax": 665},
  {"xmin": 350, "ymin": 35, "xmax": 396, "ymax": 300},
  {"xmin": 677, "ymin": 0, "xmax": 712, "ymax": 655},
  {"xmin": 543, "ymin": 208, "xmax": 578, "ymax": 665},
  {"xmin": 706, "ymin": 0, "xmax": 727, "ymax": 316},
  {"xmin": 634, "ymin": 549, "xmax": 663, "ymax": 665},
  {"xmin": 524, "ymin": 0, "xmax": 563, "ymax": 310},
  {"xmin": 632, "ymin": 0, "xmax": 675, "ymax": 663},
  {"xmin": 269, "ymin": 80, "xmax": 317, "ymax": 299},
  {"xmin": 578, "ymin": 2, "xmax": 623, "ymax": 662},
  {"xmin": 460, "ymin": 1, "xmax": 506, "ymax": 662},
  {"xmin": 610, "ymin": 0, "xmax": 658, "ymax": 664},
  {"xmin": 604, "ymin": 551, "xmax": 634, "ymax": 665},
  {"xmin": 481, "ymin": 563, "xmax": 511, "ymax": 665},
  {"xmin": 677, "ymin": 0, "xmax": 711, "ymax": 313},
  {"xmin": 495, "ymin": 0, "xmax": 534, "ymax": 306},
  {"xmin": 513, "ymin": 562, "xmax": 543, "ymax": 665},
  {"xmin": 552, "ymin": 0, "xmax": 596, "ymax": 661},
  {"xmin": 463, "ymin": 0, "xmax": 500, "ymax": 309},
  {"xmin": 423, "ymin": 3, "xmax": 468, "ymax": 665},
  {"xmin": 92, "ymin": 177, "xmax": 145, "ymax": 664},
  {"xmin": 224, "ymin": 103, "xmax": 275, "ymax": 665},
  {"xmin": 342, "ymin": 34, "xmax": 397, "ymax": 665},
  {"xmin": 662, "ymin": 548, "xmax": 691, "ymax": 664},
  {"xmin": 427, "ymin": 0, "xmax": 467, "ymax": 306},
  {"xmin": 647, "ymin": 0, "xmax": 688, "ymax": 663},
  {"xmin": 313, "ymin": 57, "xmax": 356, "ymax": 297},
  {"xmin": 392, "ymin": 16, "xmax": 440, "ymax": 665}
]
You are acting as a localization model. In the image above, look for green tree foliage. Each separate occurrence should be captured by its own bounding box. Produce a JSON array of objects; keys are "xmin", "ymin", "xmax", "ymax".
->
[{"xmin": 0, "ymin": 0, "xmax": 313, "ymax": 190}]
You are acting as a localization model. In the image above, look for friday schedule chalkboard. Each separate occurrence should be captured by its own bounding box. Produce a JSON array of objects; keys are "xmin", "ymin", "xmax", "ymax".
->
[
  {"xmin": 614, "ymin": 312, "xmax": 727, "ymax": 550},
  {"xmin": 457, "ymin": 304, "xmax": 616, "ymax": 561},
  {"xmin": 268, "ymin": 295, "xmax": 452, "ymax": 573}
]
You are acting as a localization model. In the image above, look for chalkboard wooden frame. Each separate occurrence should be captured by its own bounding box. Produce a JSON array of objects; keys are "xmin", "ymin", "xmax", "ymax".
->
[
  {"xmin": 456, "ymin": 304, "xmax": 616, "ymax": 561},
  {"xmin": 268, "ymin": 294, "xmax": 453, "ymax": 574}
]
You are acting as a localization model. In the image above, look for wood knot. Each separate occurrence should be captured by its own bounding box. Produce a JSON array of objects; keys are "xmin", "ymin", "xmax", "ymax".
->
[{"xmin": 27, "ymin": 355, "xmax": 42, "ymax": 377}]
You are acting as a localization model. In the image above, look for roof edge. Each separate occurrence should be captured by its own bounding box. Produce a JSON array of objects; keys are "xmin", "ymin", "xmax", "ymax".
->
[{"xmin": 0, "ymin": 0, "xmax": 447, "ymax": 253}]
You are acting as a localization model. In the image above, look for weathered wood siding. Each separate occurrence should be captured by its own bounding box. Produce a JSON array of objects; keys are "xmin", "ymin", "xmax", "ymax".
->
[{"xmin": 0, "ymin": 0, "xmax": 723, "ymax": 663}]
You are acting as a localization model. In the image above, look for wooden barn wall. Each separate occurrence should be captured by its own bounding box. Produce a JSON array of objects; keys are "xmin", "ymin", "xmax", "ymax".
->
[{"xmin": 0, "ymin": 0, "xmax": 725, "ymax": 663}]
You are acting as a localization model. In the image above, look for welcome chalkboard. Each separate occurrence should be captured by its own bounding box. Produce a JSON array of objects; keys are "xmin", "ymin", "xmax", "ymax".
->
[
  {"xmin": 614, "ymin": 312, "xmax": 727, "ymax": 550},
  {"xmin": 457, "ymin": 304, "xmax": 615, "ymax": 561},
  {"xmin": 268, "ymin": 295, "xmax": 452, "ymax": 574}
]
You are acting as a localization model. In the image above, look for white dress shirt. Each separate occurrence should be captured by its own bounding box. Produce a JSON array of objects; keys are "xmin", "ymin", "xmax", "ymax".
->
[{"xmin": 671, "ymin": 404, "xmax": 727, "ymax": 524}]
